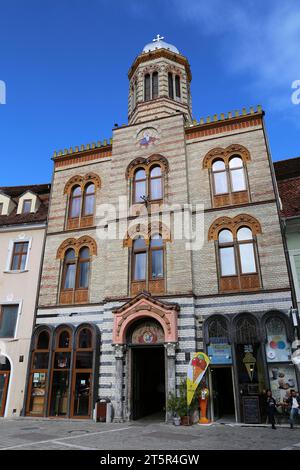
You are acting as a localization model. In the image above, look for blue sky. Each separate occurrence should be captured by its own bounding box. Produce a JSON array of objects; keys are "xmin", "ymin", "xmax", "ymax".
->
[{"xmin": 0, "ymin": 0, "xmax": 299, "ymax": 186}]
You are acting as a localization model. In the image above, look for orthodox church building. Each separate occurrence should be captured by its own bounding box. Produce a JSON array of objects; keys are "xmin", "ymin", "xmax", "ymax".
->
[{"xmin": 25, "ymin": 37, "xmax": 297, "ymax": 423}]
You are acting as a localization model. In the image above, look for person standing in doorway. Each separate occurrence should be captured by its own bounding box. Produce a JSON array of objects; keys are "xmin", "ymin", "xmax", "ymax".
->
[
  {"xmin": 265, "ymin": 390, "xmax": 277, "ymax": 429},
  {"xmin": 286, "ymin": 390, "xmax": 300, "ymax": 429}
]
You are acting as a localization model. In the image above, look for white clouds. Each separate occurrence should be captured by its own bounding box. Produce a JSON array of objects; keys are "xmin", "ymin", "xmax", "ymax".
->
[{"xmin": 172, "ymin": 0, "xmax": 300, "ymax": 115}]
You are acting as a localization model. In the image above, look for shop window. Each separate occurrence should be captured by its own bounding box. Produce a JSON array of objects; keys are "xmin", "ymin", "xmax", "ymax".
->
[
  {"xmin": 26, "ymin": 329, "xmax": 50, "ymax": 416},
  {"xmin": 206, "ymin": 316, "xmax": 232, "ymax": 365}
]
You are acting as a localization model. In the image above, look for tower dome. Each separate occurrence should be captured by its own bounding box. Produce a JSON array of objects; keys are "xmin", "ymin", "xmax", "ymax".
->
[{"xmin": 142, "ymin": 34, "xmax": 179, "ymax": 54}]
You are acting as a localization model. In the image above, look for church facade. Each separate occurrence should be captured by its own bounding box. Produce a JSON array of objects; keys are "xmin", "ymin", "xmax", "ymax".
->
[{"xmin": 25, "ymin": 37, "xmax": 298, "ymax": 423}]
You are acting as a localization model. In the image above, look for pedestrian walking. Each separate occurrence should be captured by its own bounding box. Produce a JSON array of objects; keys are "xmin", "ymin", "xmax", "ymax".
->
[
  {"xmin": 266, "ymin": 389, "xmax": 277, "ymax": 429},
  {"xmin": 286, "ymin": 390, "xmax": 300, "ymax": 429}
]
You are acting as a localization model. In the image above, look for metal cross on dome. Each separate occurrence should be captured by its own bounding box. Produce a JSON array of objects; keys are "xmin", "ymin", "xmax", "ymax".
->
[{"xmin": 153, "ymin": 34, "xmax": 164, "ymax": 43}]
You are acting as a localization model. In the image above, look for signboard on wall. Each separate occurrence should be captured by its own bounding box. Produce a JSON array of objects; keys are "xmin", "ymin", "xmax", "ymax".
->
[{"xmin": 207, "ymin": 343, "xmax": 232, "ymax": 365}]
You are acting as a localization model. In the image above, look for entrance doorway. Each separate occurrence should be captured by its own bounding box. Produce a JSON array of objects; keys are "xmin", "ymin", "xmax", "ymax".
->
[
  {"xmin": 0, "ymin": 356, "xmax": 11, "ymax": 417},
  {"xmin": 211, "ymin": 366, "xmax": 235, "ymax": 421},
  {"xmin": 131, "ymin": 346, "xmax": 165, "ymax": 420}
]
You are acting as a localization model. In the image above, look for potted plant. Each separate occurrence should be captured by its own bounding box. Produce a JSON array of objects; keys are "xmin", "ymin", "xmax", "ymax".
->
[{"xmin": 166, "ymin": 392, "xmax": 181, "ymax": 426}]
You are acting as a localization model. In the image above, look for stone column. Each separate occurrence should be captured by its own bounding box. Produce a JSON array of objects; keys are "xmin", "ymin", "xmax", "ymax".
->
[
  {"xmin": 165, "ymin": 342, "xmax": 177, "ymax": 422},
  {"xmin": 113, "ymin": 344, "xmax": 126, "ymax": 423}
]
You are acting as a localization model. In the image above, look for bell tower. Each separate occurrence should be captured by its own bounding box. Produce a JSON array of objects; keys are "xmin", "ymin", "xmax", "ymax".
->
[{"xmin": 128, "ymin": 35, "xmax": 192, "ymax": 125}]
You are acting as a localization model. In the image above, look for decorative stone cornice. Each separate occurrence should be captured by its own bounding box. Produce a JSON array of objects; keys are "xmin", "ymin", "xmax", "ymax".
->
[
  {"xmin": 112, "ymin": 291, "xmax": 179, "ymax": 345},
  {"xmin": 123, "ymin": 221, "xmax": 172, "ymax": 247},
  {"xmin": 126, "ymin": 154, "xmax": 169, "ymax": 179},
  {"xmin": 56, "ymin": 235, "xmax": 98, "ymax": 259},
  {"xmin": 64, "ymin": 173, "xmax": 101, "ymax": 195},
  {"xmin": 128, "ymin": 48, "xmax": 192, "ymax": 82},
  {"xmin": 208, "ymin": 214, "xmax": 262, "ymax": 241},
  {"xmin": 203, "ymin": 144, "xmax": 251, "ymax": 169}
]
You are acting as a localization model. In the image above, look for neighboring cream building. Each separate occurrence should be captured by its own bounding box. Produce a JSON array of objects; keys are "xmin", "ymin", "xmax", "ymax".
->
[{"xmin": 0, "ymin": 184, "xmax": 49, "ymax": 416}]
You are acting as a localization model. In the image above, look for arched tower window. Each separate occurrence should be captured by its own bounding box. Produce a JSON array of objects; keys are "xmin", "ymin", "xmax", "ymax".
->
[
  {"xmin": 144, "ymin": 74, "xmax": 151, "ymax": 101},
  {"xmin": 152, "ymin": 72, "xmax": 158, "ymax": 99},
  {"xmin": 175, "ymin": 75, "xmax": 181, "ymax": 98},
  {"xmin": 168, "ymin": 72, "xmax": 174, "ymax": 99}
]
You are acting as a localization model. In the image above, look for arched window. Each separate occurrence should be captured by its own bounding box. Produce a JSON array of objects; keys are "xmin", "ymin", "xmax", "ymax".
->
[
  {"xmin": 82, "ymin": 184, "xmax": 95, "ymax": 216},
  {"xmin": 131, "ymin": 234, "xmax": 165, "ymax": 295},
  {"xmin": 150, "ymin": 234, "xmax": 164, "ymax": 279},
  {"xmin": 62, "ymin": 249, "xmax": 76, "ymax": 290},
  {"xmin": 175, "ymin": 75, "xmax": 181, "ymax": 98},
  {"xmin": 58, "ymin": 329, "xmax": 70, "ymax": 349},
  {"xmin": 149, "ymin": 165, "xmax": 163, "ymax": 200},
  {"xmin": 131, "ymin": 162, "xmax": 165, "ymax": 204},
  {"xmin": 216, "ymin": 226, "xmax": 260, "ymax": 292},
  {"xmin": 144, "ymin": 74, "xmax": 150, "ymax": 101},
  {"xmin": 65, "ymin": 174, "xmax": 100, "ymax": 229},
  {"xmin": 152, "ymin": 72, "xmax": 158, "ymax": 99},
  {"xmin": 78, "ymin": 328, "xmax": 92, "ymax": 349},
  {"xmin": 77, "ymin": 247, "xmax": 90, "ymax": 289},
  {"xmin": 212, "ymin": 160, "xmax": 228, "ymax": 195},
  {"xmin": 133, "ymin": 168, "xmax": 147, "ymax": 203},
  {"xmin": 60, "ymin": 245, "xmax": 92, "ymax": 304},
  {"xmin": 229, "ymin": 156, "xmax": 246, "ymax": 192},
  {"xmin": 69, "ymin": 186, "xmax": 82, "ymax": 219},
  {"xmin": 168, "ymin": 72, "xmax": 174, "ymax": 99},
  {"xmin": 236, "ymin": 316, "xmax": 258, "ymax": 344},
  {"xmin": 37, "ymin": 330, "xmax": 50, "ymax": 350},
  {"xmin": 204, "ymin": 146, "xmax": 250, "ymax": 208},
  {"xmin": 132, "ymin": 237, "xmax": 147, "ymax": 281}
]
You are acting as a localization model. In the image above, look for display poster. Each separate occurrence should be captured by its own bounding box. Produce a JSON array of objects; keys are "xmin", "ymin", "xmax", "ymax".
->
[
  {"xmin": 186, "ymin": 352, "xmax": 210, "ymax": 406},
  {"xmin": 268, "ymin": 363, "xmax": 298, "ymax": 402}
]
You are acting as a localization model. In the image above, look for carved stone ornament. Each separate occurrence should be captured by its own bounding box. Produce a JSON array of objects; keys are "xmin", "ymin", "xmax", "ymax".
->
[
  {"xmin": 64, "ymin": 172, "xmax": 101, "ymax": 195},
  {"xmin": 208, "ymin": 214, "xmax": 262, "ymax": 241},
  {"xmin": 56, "ymin": 235, "xmax": 98, "ymax": 259},
  {"xmin": 203, "ymin": 144, "xmax": 251, "ymax": 169},
  {"xmin": 165, "ymin": 342, "xmax": 177, "ymax": 357}
]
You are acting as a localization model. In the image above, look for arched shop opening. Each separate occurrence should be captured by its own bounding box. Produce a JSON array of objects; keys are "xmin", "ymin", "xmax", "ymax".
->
[
  {"xmin": 204, "ymin": 311, "xmax": 298, "ymax": 424},
  {"xmin": 26, "ymin": 323, "xmax": 99, "ymax": 419},
  {"xmin": 0, "ymin": 355, "xmax": 11, "ymax": 417},
  {"xmin": 127, "ymin": 318, "xmax": 166, "ymax": 421}
]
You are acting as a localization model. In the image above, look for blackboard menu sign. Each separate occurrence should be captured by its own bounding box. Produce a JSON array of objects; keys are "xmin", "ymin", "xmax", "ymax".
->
[{"xmin": 242, "ymin": 396, "xmax": 261, "ymax": 424}]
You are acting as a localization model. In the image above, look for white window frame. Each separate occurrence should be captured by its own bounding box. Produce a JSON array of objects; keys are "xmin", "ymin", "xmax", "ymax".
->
[
  {"xmin": 0, "ymin": 301, "xmax": 22, "ymax": 340},
  {"xmin": 289, "ymin": 249, "xmax": 300, "ymax": 302},
  {"xmin": 5, "ymin": 236, "xmax": 32, "ymax": 273}
]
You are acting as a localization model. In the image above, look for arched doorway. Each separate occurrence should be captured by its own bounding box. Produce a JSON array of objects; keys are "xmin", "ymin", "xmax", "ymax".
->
[
  {"xmin": 128, "ymin": 319, "xmax": 166, "ymax": 420},
  {"xmin": 0, "ymin": 355, "xmax": 11, "ymax": 417}
]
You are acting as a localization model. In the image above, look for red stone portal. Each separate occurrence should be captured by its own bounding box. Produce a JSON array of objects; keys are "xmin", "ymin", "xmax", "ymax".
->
[{"xmin": 112, "ymin": 292, "xmax": 179, "ymax": 345}]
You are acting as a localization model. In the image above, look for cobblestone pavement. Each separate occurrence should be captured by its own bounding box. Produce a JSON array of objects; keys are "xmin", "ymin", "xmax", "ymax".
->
[{"xmin": 0, "ymin": 418, "xmax": 300, "ymax": 450}]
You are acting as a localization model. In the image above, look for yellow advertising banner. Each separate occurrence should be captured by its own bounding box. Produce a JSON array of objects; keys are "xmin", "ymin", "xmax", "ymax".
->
[{"xmin": 187, "ymin": 352, "xmax": 210, "ymax": 406}]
